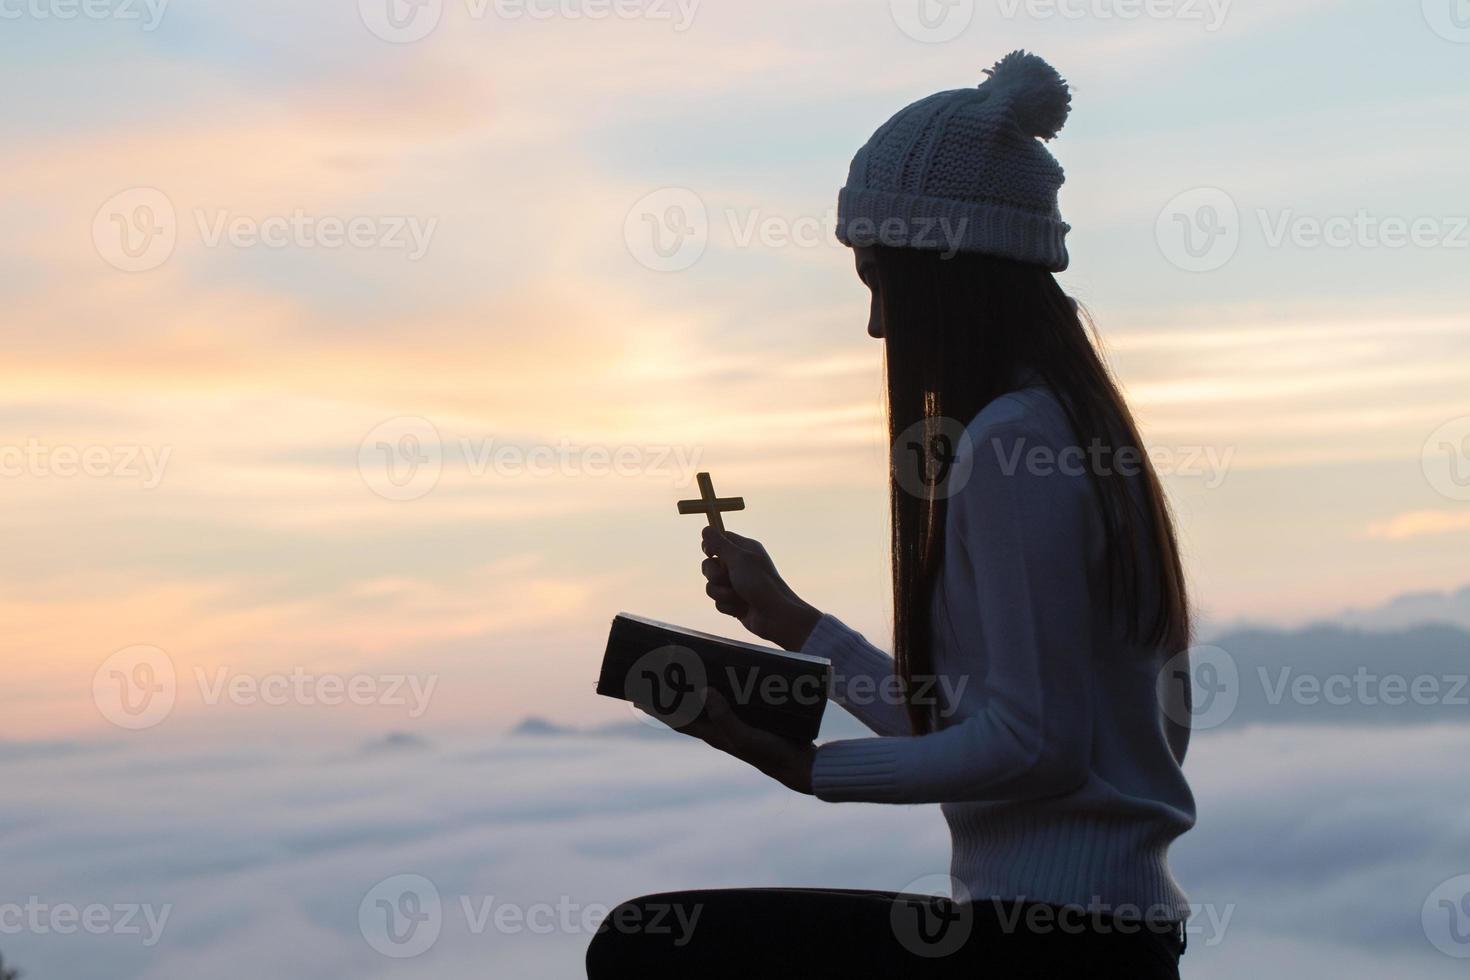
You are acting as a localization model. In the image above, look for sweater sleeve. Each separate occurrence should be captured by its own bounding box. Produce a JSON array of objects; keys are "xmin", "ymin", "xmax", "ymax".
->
[
  {"xmin": 810, "ymin": 422, "xmax": 1095, "ymax": 804},
  {"xmin": 800, "ymin": 615, "xmax": 913, "ymax": 737}
]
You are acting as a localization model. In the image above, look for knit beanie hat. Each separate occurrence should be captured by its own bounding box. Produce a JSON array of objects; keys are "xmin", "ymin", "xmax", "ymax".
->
[{"xmin": 835, "ymin": 51, "xmax": 1073, "ymax": 271}]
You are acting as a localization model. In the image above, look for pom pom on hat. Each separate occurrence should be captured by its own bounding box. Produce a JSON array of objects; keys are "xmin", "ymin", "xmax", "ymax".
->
[{"xmin": 981, "ymin": 50, "xmax": 1071, "ymax": 141}]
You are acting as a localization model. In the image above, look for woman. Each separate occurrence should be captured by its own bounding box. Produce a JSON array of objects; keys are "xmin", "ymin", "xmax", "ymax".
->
[{"xmin": 588, "ymin": 51, "xmax": 1196, "ymax": 979}]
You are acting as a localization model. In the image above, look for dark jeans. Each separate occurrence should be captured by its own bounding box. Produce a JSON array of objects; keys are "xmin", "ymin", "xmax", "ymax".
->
[{"xmin": 586, "ymin": 888, "xmax": 1184, "ymax": 979}]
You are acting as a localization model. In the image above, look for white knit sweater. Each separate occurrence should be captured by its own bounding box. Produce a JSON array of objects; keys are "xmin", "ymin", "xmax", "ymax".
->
[{"xmin": 805, "ymin": 383, "xmax": 1196, "ymax": 919}]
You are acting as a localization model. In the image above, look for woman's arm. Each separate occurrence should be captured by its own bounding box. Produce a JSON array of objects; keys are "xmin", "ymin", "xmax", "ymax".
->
[
  {"xmin": 690, "ymin": 422, "xmax": 1095, "ymax": 801},
  {"xmin": 799, "ymin": 615, "xmax": 915, "ymax": 737},
  {"xmin": 811, "ymin": 422, "xmax": 1095, "ymax": 804}
]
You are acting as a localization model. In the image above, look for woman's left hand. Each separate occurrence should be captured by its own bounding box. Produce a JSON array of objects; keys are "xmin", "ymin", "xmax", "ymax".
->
[{"xmin": 654, "ymin": 689, "xmax": 817, "ymax": 796}]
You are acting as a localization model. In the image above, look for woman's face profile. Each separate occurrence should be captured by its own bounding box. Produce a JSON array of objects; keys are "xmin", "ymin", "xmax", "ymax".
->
[{"xmin": 853, "ymin": 245, "xmax": 882, "ymax": 339}]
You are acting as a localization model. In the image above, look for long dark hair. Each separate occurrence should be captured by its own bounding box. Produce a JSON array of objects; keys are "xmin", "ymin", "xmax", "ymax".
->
[{"xmin": 877, "ymin": 245, "xmax": 1191, "ymax": 734}]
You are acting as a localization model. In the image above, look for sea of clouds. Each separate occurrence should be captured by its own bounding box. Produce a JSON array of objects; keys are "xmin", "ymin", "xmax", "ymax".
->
[
  {"xmin": 6, "ymin": 590, "xmax": 1470, "ymax": 977},
  {"xmin": 4, "ymin": 714, "xmax": 1470, "ymax": 978}
]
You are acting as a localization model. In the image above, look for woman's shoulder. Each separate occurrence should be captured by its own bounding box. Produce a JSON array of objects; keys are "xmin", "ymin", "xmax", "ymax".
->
[
  {"xmin": 964, "ymin": 380, "xmax": 1074, "ymax": 448},
  {"xmin": 955, "ymin": 382, "xmax": 1096, "ymax": 517}
]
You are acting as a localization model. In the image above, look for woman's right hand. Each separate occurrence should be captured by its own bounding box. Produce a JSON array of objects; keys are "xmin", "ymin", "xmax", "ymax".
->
[{"xmin": 700, "ymin": 526, "xmax": 822, "ymax": 652}]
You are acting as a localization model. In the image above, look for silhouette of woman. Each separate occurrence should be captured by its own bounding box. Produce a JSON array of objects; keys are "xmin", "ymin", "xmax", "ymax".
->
[{"xmin": 589, "ymin": 51, "xmax": 1196, "ymax": 979}]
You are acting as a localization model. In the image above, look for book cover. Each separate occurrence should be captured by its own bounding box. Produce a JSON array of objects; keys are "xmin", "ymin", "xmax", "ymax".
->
[{"xmin": 598, "ymin": 613, "xmax": 831, "ymax": 741}]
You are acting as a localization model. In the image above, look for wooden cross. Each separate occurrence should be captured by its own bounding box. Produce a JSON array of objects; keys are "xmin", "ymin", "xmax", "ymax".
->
[{"xmin": 677, "ymin": 472, "xmax": 745, "ymax": 533}]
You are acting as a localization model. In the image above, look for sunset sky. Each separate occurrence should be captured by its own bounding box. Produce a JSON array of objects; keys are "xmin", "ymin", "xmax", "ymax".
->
[{"xmin": 3, "ymin": 0, "xmax": 1468, "ymax": 740}]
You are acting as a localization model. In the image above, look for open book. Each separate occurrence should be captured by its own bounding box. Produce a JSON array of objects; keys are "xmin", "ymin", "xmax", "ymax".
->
[{"xmin": 597, "ymin": 613, "xmax": 831, "ymax": 741}]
